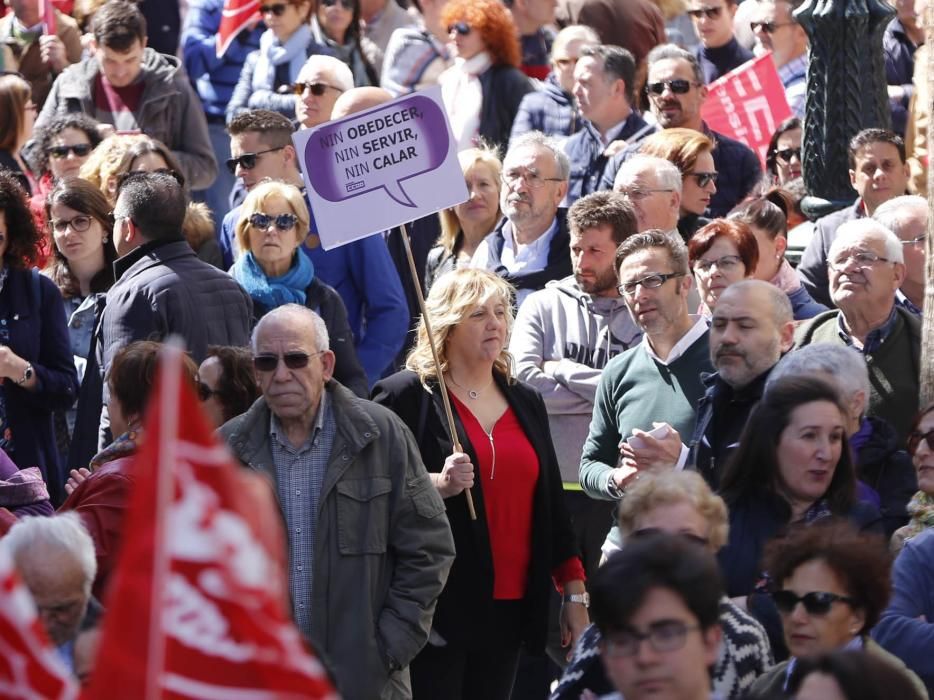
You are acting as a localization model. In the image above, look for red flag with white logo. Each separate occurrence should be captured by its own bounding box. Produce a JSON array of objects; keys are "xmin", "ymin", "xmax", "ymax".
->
[
  {"xmin": 0, "ymin": 544, "xmax": 77, "ymax": 699},
  {"xmin": 81, "ymin": 342, "xmax": 338, "ymax": 700},
  {"xmin": 217, "ymin": 0, "xmax": 260, "ymax": 58}
]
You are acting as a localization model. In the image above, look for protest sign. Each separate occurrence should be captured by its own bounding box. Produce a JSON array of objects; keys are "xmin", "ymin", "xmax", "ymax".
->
[
  {"xmin": 700, "ymin": 53, "xmax": 792, "ymax": 168},
  {"xmin": 295, "ymin": 85, "xmax": 469, "ymax": 250}
]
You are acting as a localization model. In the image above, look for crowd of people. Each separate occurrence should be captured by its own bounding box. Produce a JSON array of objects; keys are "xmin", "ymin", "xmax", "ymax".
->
[{"xmin": 0, "ymin": 0, "xmax": 929, "ymax": 698}]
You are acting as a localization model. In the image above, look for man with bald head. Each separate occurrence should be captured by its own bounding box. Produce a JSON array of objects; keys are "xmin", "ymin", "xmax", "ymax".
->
[
  {"xmin": 294, "ymin": 54, "xmax": 354, "ymax": 130},
  {"xmin": 613, "ymin": 155, "xmax": 682, "ymax": 233},
  {"xmin": 221, "ymin": 304, "xmax": 454, "ymax": 700},
  {"xmin": 796, "ymin": 218, "xmax": 920, "ymax": 444},
  {"xmin": 872, "ymin": 194, "xmax": 926, "ymax": 314}
]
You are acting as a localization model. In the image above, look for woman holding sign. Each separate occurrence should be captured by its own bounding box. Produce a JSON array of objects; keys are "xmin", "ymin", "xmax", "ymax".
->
[{"xmin": 372, "ymin": 268, "xmax": 587, "ymax": 700}]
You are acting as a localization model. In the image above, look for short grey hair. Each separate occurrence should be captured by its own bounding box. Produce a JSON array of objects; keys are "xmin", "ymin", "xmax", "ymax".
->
[
  {"xmin": 616, "ymin": 155, "xmax": 683, "ymax": 193},
  {"xmin": 551, "ymin": 24, "xmax": 600, "ymax": 58},
  {"xmin": 506, "ymin": 131, "xmax": 571, "ymax": 181},
  {"xmin": 720, "ymin": 279, "xmax": 793, "ymax": 326},
  {"xmin": 251, "ymin": 304, "xmax": 330, "ymax": 353},
  {"xmin": 829, "ymin": 218, "xmax": 904, "ymax": 264},
  {"xmin": 768, "ymin": 345, "xmax": 870, "ymax": 414},
  {"xmin": 298, "ymin": 54, "xmax": 354, "ymax": 93},
  {"xmin": 871, "ymin": 195, "xmax": 927, "ymax": 239},
  {"xmin": 2, "ymin": 513, "xmax": 97, "ymax": 595},
  {"xmin": 646, "ymin": 43, "xmax": 705, "ymax": 85}
]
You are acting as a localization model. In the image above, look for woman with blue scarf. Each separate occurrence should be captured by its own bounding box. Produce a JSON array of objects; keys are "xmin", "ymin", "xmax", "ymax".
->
[
  {"xmin": 230, "ymin": 181, "xmax": 368, "ymax": 397},
  {"xmin": 227, "ymin": 0, "xmax": 334, "ymax": 122}
]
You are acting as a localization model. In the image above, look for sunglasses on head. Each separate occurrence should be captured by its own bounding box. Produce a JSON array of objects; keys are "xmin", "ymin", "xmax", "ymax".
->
[
  {"xmin": 775, "ymin": 147, "xmax": 801, "ymax": 163},
  {"xmin": 908, "ymin": 428, "xmax": 934, "ymax": 454},
  {"xmin": 197, "ymin": 381, "xmax": 219, "ymax": 402},
  {"xmin": 646, "ymin": 79, "xmax": 695, "ymax": 95},
  {"xmin": 447, "ymin": 21, "xmax": 471, "ymax": 35},
  {"xmin": 260, "ymin": 2, "xmax": 290, "ymax": 16},
  {"xmin": 771, "ymin": 590, "xmax": 857, "ymax": 615},
  {"xmin": 253, "ymin": 352, "xmax": 319, "ymax": 372},
  {"xmin": 687, "ymin": 6, "xmax": 723, "ymax": 19},
  {"xmin": 291, "ymin": 81, "xmax": 343, "ymax": 96},
  {"xmin": 48, "ymin": 143, "xmax": 93, "ymax": 159},
  {"xmin": 249, "ymin": 212, "xmax": 299, "ymax": 232},
  {"xmin": 225, "ymin": 146, "xmax": 286, "ymax": 175},
  {"xmin": 321, "ymin": 0, "xmax": 355, "ymax": 8}
]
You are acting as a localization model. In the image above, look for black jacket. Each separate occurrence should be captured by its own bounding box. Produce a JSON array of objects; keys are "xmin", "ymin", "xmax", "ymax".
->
[
  {"xmin": 371, "ymin": 370, "xmax": 579, "ymax": 652},
  {"xmin": 856, "ymin": 415, "xmax": 917, "ymax": 537},
  {"xmin": 478, "ymin": 64, "xmax": 535, "ymax": 152}
]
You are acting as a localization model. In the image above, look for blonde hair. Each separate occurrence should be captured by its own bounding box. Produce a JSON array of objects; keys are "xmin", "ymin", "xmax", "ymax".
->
[
  {"xmin": 618, "ymin": 471, "xmax": 729, "ymax": 550},
  {"xmin": 438, "ymin": 146, "xmax": 503, "ymax": 255},
  {"xmin": 405, "ymin": 268, "xmax": 515, "ymax": 383},
  {"xmin": 234, "ymin": 180, "xmax": 309, "ymax": 258},
  {"xmin": 78, "ymin": 133, "xmax": 148, "ymax": 201}
]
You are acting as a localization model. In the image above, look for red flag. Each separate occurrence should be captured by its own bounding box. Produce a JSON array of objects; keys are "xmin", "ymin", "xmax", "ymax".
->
[
  {"xmin": 217, "ymin": 0, "xmax": 261, "ymax": 59},
  {"xmin": 38, "ymin": 0, "xmax": 56, "ymax": 36},
  {"xmin": 0, "ymin": 544, "xmax": 77, "ymax": 699},
  {"xmin": 700, "ymin": 53, "xmax": 792, "ymax": 169},
  {"xmin": 81, "ymin": 343, "xmax": 338, "ymax": 700}
]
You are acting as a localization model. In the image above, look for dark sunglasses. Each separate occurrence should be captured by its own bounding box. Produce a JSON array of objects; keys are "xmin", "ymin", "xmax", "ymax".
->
[
  {"xmin": 751, "ymin": 20, "xmax": 795, "ymax": 33},
  {"xmin": 197, "ymin": 381, "xmax": 219, "ymax": 402},
  {"xmin": 687, "ymin": 6, "xmax": 723, "ymax": 19},
  {"xmin": 775, "ymin": 147, "xmax": 801, "ymax": 163},
  {"xmin": 226, "ymin": 146, "xmax": 286, "ymax": 175},
  {"xmin": 291, "ymin": 81, "xmax": 343, "ymax": 96},
  {"xmin": 249, "ymin": 212, "xmax": 299, "ymax": 231},
  {"xmin": 253, "ymin": 352, "xmax": 319, "ymax": 373},
  {"xmin": 260, "ymin": 3, "xmax": 290, "ymax": 16},
  {"xmin": 447, "ymin": 21, "xmax": 471, "ymax": 35},
  {"xmin": 48, "ymin": 143, "xmax": 93, "ymax": 159},
  {"xmin": 908, "ymin": 428, "xmax": 934, "ymax": 454},
  {"xmin": 687, "ymin": 171, "xmax": 718, "ymax": 187},
  {"xmin": 321, "ymin": 0, "xmax": 355, "ymax": 7},
  {"xmin": 646, "ymin": 79, "xmax": 696, "ymax": 95},
  {"xmin": 771, "ymin": 590, "xmax": 857, "ymax": 615}
]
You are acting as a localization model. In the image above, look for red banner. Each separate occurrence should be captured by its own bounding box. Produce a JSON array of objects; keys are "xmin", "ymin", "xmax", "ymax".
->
[
  {"xmin": 700, "ymin": 53, "xmax": 792, "ymax": 169},
  {"xmin": 39, "ymin": 0, "xmax": 56, "ymax": 35},
  {"xmin": 217, "ymin": 0, "xmax": 261, "ymax": 59},
  {"xmin": 81, "ymin": 344, "xmax": 338, "ymax": 700}
]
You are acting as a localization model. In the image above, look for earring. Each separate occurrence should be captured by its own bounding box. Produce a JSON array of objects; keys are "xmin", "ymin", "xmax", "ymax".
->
[{"xmin": 102, "ymin": 236, "xmax": 108, "ymax": 243}]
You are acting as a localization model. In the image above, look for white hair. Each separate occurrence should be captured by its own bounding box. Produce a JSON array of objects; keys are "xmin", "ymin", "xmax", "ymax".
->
[
  {"xmin": 2, "ymin": 513, "xmax": 97, "ymax": 594},
  {"xmin": 871, "ymin": 195, "xmax": 927, "ymax": 239},
  {"xmin": 768, "ymin": 345, "xmax": 870, "ymax": 414},
  {"xmin": 251, "ymin": 303, "xmax": 330, "ymax": 353},
  {"xmin": 615, "ymin": 155, "xmax": 683, "ymax": 193},
  {"xmin": 829, "ymin": 218, "xmax": 904, "ymax": 264},
  {"xmin": 506, "ymin": 131, "xmax": 571, "ymax": 181},
  {"xmin": 298, "ymin": 54, "xmax": 354, "ymax": 93},
  {"xmin": 551, "ymin": 24, "xmax": 600, "ymax": 58}
]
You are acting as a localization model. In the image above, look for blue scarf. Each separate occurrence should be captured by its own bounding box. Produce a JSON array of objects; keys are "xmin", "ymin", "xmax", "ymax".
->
[
  {"xmin": 253, "ymin": 24, "xmax": 313, "ymax": 92},
  {"xmin": 231, "ymin": 251, "xmax": 314, "ymax": 309}
]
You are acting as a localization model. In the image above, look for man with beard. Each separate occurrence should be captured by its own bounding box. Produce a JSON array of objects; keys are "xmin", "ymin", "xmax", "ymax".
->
[
  {"xmin": 511, "ymin": 191, "xmax": 643, "ymax": 576},
  {"xmin": 472, "ymin": 131, "xmax": 572, "ymax": 307},
  {"xmin": 580, "ymin": 230, "xmax": 713, "ymax": 500}
]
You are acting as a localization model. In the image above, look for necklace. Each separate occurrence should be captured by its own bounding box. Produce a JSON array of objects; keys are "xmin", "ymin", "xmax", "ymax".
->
[{"xmin": 446, "ymin": 372, "xmax": 494, "ymax": 400}]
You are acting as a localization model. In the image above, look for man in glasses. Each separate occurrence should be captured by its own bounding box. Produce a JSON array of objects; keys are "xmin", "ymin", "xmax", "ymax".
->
[
  {"xmin": 613, "ymin": 155, "xmax": 682, "ymax": 233},
  {"xmin": 293, "ymin": 54, "xmax": 354, "ymax": 129},
  {"xmin": 873, "ymin": 195, "xmax": 926, "ymax": 315},
  {"xmin": 796, "ymin": 218, "xmax": 920, "ymax": 447},
  {"xmin": 562, "ymin": 44, "xmax": 648, "ymax": 206},
  {"xmin": 32, "ymin": 1, "xmax": 216, "ymax": 191},
  {"xmin": 687, "ymin": 0, "xmax": 752, "ymax": 83},
  {"xmin": 601, "ymin": 44, "xmax": 761, "ymax": 218},
  {"xmin": 798, "ymin": 128, "xmax": 911, "ymax": 308},
  {"xmin": 221, "ymin": 304, "xmax": 455, "ymax": 700},
  {"xmin": 750, "ymin": 0, "xmax": 808, "ymax": 118},
  {"xmin": 590, "ymin": 532, "xmax": 724, "ymax": 700},
  {"xmin": 580, "ymin": 231, "xmax": 712, "ymax": 501}
]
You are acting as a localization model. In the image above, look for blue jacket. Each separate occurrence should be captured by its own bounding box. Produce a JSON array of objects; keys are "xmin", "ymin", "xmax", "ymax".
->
[
  {"xmin": 509, "ymin": 73, "xmax": 583, "ymax": 147},
  {"xmin": 220, "ymin": 205, "xmax": 408, "ymax": 387},
  {"xmin": 787, "ymin": 285, "xmax": 828, "ymax": 320},
  {"xmin": 181, "ymin": 0, "xmax": 264, "ymax": 119},
  {"xmin": 563, "ymin": 111, "xmax": 649, "ymax": 206},
  {"xmin": 883, "ymin": 17, "xmax": 919, "ymax": 137},
  {"xmin": 0, "ymin": 269, "xmax": 79, "ymax": 505}
]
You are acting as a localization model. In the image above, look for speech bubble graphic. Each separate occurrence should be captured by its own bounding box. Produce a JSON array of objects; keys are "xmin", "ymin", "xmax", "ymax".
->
[{"xmin": 304, "ymin": 94, "xmax": 450, "ymax": 208}]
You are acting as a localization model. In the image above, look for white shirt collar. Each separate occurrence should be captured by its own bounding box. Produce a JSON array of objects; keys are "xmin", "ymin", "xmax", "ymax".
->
[{"xmin": 642, "ymin": 315, "xmax": 708, "ymax": 365}]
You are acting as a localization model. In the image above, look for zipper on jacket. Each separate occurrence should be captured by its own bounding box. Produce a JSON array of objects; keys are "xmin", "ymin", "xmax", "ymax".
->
[{"xmin": 485, "ymin": 425, "xmax": 496, "ymax": 480}]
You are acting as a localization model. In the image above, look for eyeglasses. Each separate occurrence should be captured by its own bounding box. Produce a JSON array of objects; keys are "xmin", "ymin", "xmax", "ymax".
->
[
  {"xmin": 226, "ymin": 146, "xmax": 286, "ymax": 175},
  {"xmin": 447, "ymin": 21, "xmax": 471, "ymax": 35},
  {"xmin": 618, "ymin": 272, "xmax": 685, "ymax": 297},
  {"xmin": 50, "ymin": 215, "xmax": 94, "ymax": 234},
  {"xmin": 48, "ymin": 143, "xmax": 93, "ymax": 159},
  {"xmin": 693, "ymin": 254, "xmax": 742, "ymax": 273},
  {"xmin": 197, "ymin": 381, "xmax": 220, "ymax": 402},
  {"xmin": 259, "ymin": 3, "xmax": 290, "ymax": 16},
  {"xmin": 908, "ymin": 428, "xmax": 934, "ymax": 454},
  {"xmin": 616, "ymin": 186, "xmax": 675, "ymax": 201},
  {"xmin": 828, "ymin": 249, "xmax": 893, "ymax": 270},
  {"xmin": 901, "ymin": 234, "xmax": 926, "ymax": 247},
  {"xmin": 687, "ymin": 6, "xmax": 723, "ymax": 19},
  {"xmin": 249, "ymin": 212, "xmax": 299, "ymax": 232},
  {"xmin": 291, "ymin": 81, "xmax": 344, "ymax": 96},
  {"xmin": 751, "ymin": 20, "xmax": 796, "ymax": 33},
  {"xmin": 631, "ymin": 528, "xmax": 709, "ymax": 547},
  {"xmin": 775, "ymin": 147, "xmax": 801, "ymax": 163},
  {"xmin": 687, "ymin": 171, "xmax": 718, "ymax": 188},
  {"xmin": 771, "ymin": 590, "xmax": 857, "ymax": 615},
  {"xmin": 603, "ymin": 621, "xmax": 701, "ymax": 658},
  {"xmin": 253, "ymin": 351, "xmax": 322, "ymax": 373},
  {"xmin": 646, "ymin": 79, "xmax": 698, "ymax": 95},
  {"xmin": 502, "ymin": 169, "xmax": 564, "ymax": 189}
]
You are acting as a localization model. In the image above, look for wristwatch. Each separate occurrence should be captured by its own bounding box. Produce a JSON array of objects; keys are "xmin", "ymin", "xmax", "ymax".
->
[
  {"xmin": 15, "ymin": 363, "xmax": 32, "ymax": 386},
  {"xmin": 562, "ymin": 592, "xmax": 590, "ymax": 608}
]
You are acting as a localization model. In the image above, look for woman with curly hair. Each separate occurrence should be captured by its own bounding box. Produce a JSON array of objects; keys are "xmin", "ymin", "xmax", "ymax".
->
[
  {"xmin": 30, "ymin": 113, "xmax": 102, "ymax": 193},
  {"xmin": 0, "ymin": 171, "xmax": 78, "ymax": 505},
  {"xmin": 438, "ymin": 0, "xmax": 534, "ymax": 152},
  {"xmin": 77, "ymin": 132, "xmax": 149, "ymax": 204}
]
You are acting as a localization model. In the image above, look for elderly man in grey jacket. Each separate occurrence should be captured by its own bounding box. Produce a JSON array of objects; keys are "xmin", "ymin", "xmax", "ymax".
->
[{"xmin": 221, "ymin": 304, "xmax": 455, "ymax": 700}]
